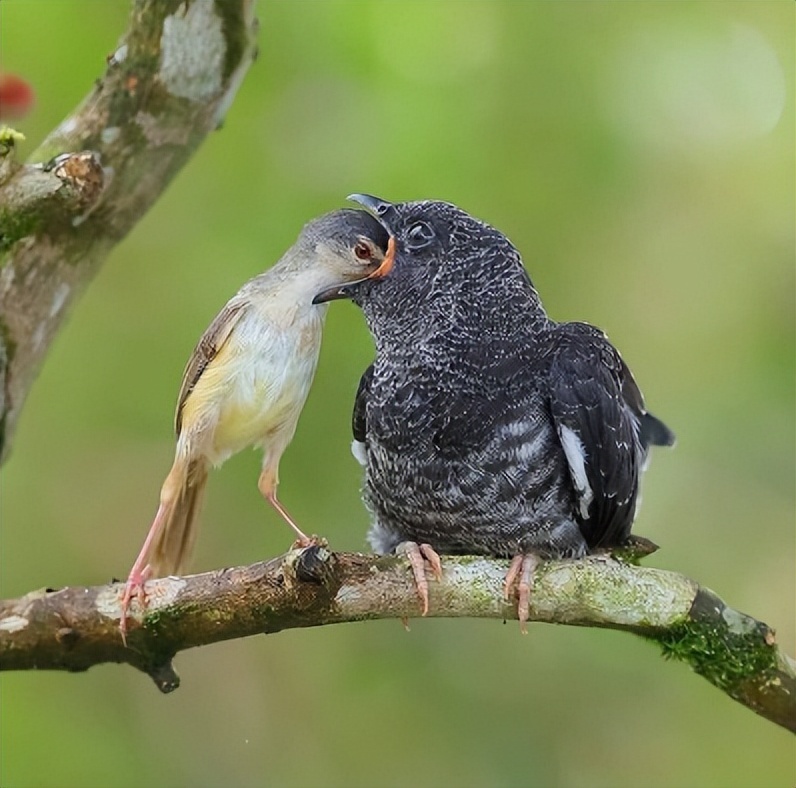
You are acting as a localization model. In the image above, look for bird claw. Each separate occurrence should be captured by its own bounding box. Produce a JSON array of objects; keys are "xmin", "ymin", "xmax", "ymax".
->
[
  {"xmin": 291, "ymin": 534, "xmax": 327, "ymax": 550},
  {"xmin": 120, "ymin": 566, "xmax": 151, "ymax": 646},
  {"xmin": 396, "ymin": 541, "xmax": 442, "ymax": 616},
  {"xmin": 504, "ymin": 554, "xmax": 540, "ymax": 634}
]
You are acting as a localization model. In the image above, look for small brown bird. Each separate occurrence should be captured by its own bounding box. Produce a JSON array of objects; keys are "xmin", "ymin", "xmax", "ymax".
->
[{"xmin": 120, "ymin": 209, "xmax": 392, "ymax": 639}]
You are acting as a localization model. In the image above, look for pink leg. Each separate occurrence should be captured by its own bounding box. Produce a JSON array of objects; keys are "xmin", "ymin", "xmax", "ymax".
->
[
  {"xmin": 504, "ymin": 553, "xmax": 540, "ymax": 634},
  {"xmin": 120, "ymin": 460, "xmax": 191, "ymax": 643},
  {"xmin": 258, "ymin": 465, "xmax": 312, "ymax": 546},
  {"xmin": 120, "ymin": 501, "xmax": 170, "ymax": 644},
  {"xmin": 397, "ymin": 541, "xmax": 443, "ymax": 616}
]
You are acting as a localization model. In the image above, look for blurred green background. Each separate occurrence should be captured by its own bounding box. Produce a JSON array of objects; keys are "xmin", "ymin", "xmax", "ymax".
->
[{"xmin": 1, "ymin": 1, "xmax": 793, "ymax": 786}]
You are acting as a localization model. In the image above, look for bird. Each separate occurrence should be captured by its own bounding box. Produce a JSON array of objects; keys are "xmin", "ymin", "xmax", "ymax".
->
[
  {"xmin": 120, "ymin": 208, "xmax": 391, "ymax": 640},
  {"xmin": 314, "ymin": 194, "xmax": 675, "ymax": 629}
]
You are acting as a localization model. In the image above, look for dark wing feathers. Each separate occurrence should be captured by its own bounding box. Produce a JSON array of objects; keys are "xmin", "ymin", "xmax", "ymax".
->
[
  {"xmin": 351, "ymin": 317, "xmax": 671, "ymax": 555},
  {"xmin": 175, "ymin": 301, "xmax": 248, "ymax": 435},
  {"xmin": 352, "ymin": 363, "xmax": 374, "ymax": 444},
  {"xmin": 618, "ymin": 355, "xmax": 676, "ymax": 449},
  {"xmin": 547, "ymin": 323, "xmax": 642, "ymax": 548},
  {"xmin": 640, "ymin": 411, "xmax": 676, "ymax": 449}
]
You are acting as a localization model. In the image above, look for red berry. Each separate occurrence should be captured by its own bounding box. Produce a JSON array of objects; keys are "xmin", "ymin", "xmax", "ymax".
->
[{"xmin": 0, "ymin": 73, "xmax": 35, "ymax": 120}]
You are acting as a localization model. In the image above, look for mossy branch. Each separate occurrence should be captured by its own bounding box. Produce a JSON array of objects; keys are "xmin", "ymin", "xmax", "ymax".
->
[
  {"xmin": 0, "ymin": 0, "xmax": 258, "ymax": 462},
  {"xmin": 0, "ymin": 548, "xmax": 792, "ymax": 734}
]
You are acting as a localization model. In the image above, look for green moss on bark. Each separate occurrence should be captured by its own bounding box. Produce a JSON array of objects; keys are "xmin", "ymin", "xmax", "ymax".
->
[
  {"xmin": 656, "ymin": 589, "xmax": 778, "ymax": 691},
  {"xmin": 214, "ymin": 0, "xmax": 250, "ymax": 80},
  {"xmin": 0, "ymin": 208, "xmax": 41, "ymax": 251}
]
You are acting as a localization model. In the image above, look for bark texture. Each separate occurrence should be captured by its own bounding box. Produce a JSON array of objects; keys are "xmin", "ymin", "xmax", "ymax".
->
[
  {"xmin": 0, "ymin": 548, "xmax": 793, "ymax": 734},
  {"xmin": 0, "ymin": 0, "xmax": 258, "ymax": 462}
]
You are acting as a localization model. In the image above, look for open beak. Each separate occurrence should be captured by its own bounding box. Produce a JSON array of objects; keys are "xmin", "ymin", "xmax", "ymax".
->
[
  {"xmin": 312, "ymin": 236, "xmax": 396, "ymax": 304},
  {"xmin": 347, "ymin": 193, "xmax": 396, "ymax": 224},
  {"xmin": 347, "ymin": 194, "xmax": 397, "ymax": 280},
  {"xmin": 312, "ymin": 198, "xmax": 397, "ymax": 304},
  {"xmin": 368, "ymin": 234, "xmax": 395, "ymax": 279}
]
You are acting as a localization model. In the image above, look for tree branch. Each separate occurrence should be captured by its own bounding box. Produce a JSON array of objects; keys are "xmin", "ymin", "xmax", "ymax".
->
[
  {"xmin": 0, "ymin": 548, "xmax": 792, "ymax": 734},
  {"xmin": 0, "ymin": 0, "xmax": 258, "ymax": 462}
]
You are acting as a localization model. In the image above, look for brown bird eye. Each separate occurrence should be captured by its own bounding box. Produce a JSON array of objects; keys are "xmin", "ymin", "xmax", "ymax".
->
[{"xmin": 354, "ymin": 242, "xmax": 372, "ymax": 260}]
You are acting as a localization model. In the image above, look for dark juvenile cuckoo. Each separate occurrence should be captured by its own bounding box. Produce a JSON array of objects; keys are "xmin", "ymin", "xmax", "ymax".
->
[{"xmin": 315, "ymin": 195, "xmax": 674, "ymax": 628}]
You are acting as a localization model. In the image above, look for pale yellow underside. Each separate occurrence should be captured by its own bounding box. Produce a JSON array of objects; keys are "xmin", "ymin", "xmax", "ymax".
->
[{"xmin": 178, "ymin": 306, "xmax": 323, "ymax": 466}]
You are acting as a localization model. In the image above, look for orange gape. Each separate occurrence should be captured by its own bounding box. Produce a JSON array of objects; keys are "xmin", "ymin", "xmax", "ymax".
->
[{"xmin": 369, "ymin": 235, "xmax": 396, "ymax": 280}]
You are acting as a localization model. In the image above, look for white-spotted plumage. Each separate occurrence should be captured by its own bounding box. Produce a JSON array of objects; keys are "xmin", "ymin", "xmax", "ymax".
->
[
  {"xmin": 319, "ymin": 194, "xmax": 675, "ymax": 627},
  {"xmin": 336, "ymin": 196, "xmax": 675, "ymax": 562}
]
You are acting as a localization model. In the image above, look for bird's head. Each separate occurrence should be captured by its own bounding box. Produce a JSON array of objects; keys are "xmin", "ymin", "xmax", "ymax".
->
[
  {"xmin": 312, "ymin": 195, "xmax": 535, "ymax": 319},
  {"xmin": 293, "ymin": 208, "xmax": 391, "ymax": 291}
]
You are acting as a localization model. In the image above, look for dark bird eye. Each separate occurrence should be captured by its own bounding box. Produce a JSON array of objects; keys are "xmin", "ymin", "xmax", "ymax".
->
[
  {"xmin": 354, "ymin": 242, "xmax": 372, "ymax": 260},
  {"xmin": 406, "ymin": 221, "xmax": 435, "ymax": 250}
]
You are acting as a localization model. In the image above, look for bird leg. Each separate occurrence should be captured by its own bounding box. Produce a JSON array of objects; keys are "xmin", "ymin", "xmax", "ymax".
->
[
  {"xmin": 258, "ymin": 465, "xmax": 313, "ymax": 547},
  {"xmin": 396, "ymin": 541, "xmax": 443, "ymax": 616},
  {"xmin": 504, "ymin": 553, "xmax": 541, "ymax": 634},
  {"xmin": 120, "ymin": 559, "xmax": 152, "ymax": 646},
  {"xmin": 120, "ymin": 499, "xmax": 172, "ymax": 644}
]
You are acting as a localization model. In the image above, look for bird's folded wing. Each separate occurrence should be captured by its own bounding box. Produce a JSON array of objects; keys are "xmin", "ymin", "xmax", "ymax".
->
[
  {"xmin": 352, "ymin": 363, "xmax": 374, "ymax": 444},
  {"xmin": 175, "ymin": 301, "xmax": 248, "ymax": 435},
  {"xmin": 547, "ymin": 324, "xmax": 641, "ymax": 549}
]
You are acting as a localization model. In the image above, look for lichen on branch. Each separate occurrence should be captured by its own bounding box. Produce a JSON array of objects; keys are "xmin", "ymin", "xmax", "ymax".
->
[{"xmin": 0, "ymin": 548, "xmax": 792, "ymax": 734}]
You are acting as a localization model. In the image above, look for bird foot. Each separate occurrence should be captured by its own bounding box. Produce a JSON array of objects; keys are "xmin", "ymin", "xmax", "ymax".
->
[
  {"xmin": 504, "ymin": 553, "xmax": 540, "ymax": 634},
  {"xmin": 291, "ymin": 534, "xmax": 327, "ymax": 550},
  {"xmin": 396, "ymin": 541, "xmax": 443, "ymax": 616},
  {"xmin": 120, "ymin": 565, "xmax": 152, "ymax": 646}
]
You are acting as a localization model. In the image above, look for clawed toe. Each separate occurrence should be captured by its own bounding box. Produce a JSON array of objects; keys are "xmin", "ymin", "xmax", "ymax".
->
[
  {"xmin": 120, "ymin": 565, "xmax": 152, "ymax": 646},
  {"xmin": 504, "ymin": 554, "xmax": 540, "ymax": 634},
  {"xmin": 397, "ymin": 541, "xmax": 443, "ymax": 616},
  {"xmin": 291, "ymin": 534, "xmax": 327, "ymax": 550}
]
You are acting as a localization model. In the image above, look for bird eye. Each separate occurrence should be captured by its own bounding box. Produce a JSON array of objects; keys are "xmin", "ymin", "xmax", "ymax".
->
[
  {"xmin": 406, "ymin": 221, "xmax": 435, "ymax": 250},
  {"xmin": 354, "ymin": 242, "xmax": 372, "ymax": 260}
]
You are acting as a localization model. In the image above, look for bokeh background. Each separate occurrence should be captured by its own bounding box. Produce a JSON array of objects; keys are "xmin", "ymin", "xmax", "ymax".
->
[{"xmin": 1, "ymin": 2, "xmax": 793, "ymax": 786}]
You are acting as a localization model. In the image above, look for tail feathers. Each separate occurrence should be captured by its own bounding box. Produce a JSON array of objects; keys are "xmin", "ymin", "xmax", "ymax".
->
[
  {"xmin": 145, "ymin": 459, "xmax": 209, "ymax": 578},
  {"xmin": 640, "ymin": 412, "xmax": 676, "ymax": 448}
]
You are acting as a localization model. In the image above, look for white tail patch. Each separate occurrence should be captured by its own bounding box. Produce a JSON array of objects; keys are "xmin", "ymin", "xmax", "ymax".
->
[
  {"xmin": 351, "ymin": 439, "xmax": 367, "ymax": 467},
  {"xmin": 559, "ymin": 425, "xmax": 593, "ymax": 519}
]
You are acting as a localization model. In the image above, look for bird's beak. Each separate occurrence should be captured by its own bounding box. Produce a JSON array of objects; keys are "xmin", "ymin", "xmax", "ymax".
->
[
  {"xmin": 347, "ymin": 193, "xmax": 396, "ymax": 228},
  {"xmin": 313, "ymin": 194, "xmax": 397, "ymax": 304},
  {"xmin": 346, "ymin": 194, "xmax": 397, "ymax": 281},
  {"xmin": 312, "ymin": 224, "xmax": 397, "ymax": 305},
  {"xmin": 311, "ymin": 282, "xmax": 356, "ymax": 304}
]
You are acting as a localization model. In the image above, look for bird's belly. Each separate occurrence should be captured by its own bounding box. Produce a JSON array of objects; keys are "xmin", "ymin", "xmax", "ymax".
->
[
  {"xmin": 212, "ymin": 389, "xmax": 296, "ymax": 456},
  {"xmin": 364, "ymin": 416, "xmax": 584, "ymax": 559},
  {"xmin": 188, "ymin": 323, "xmax": 321, "ymax": 465}
]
